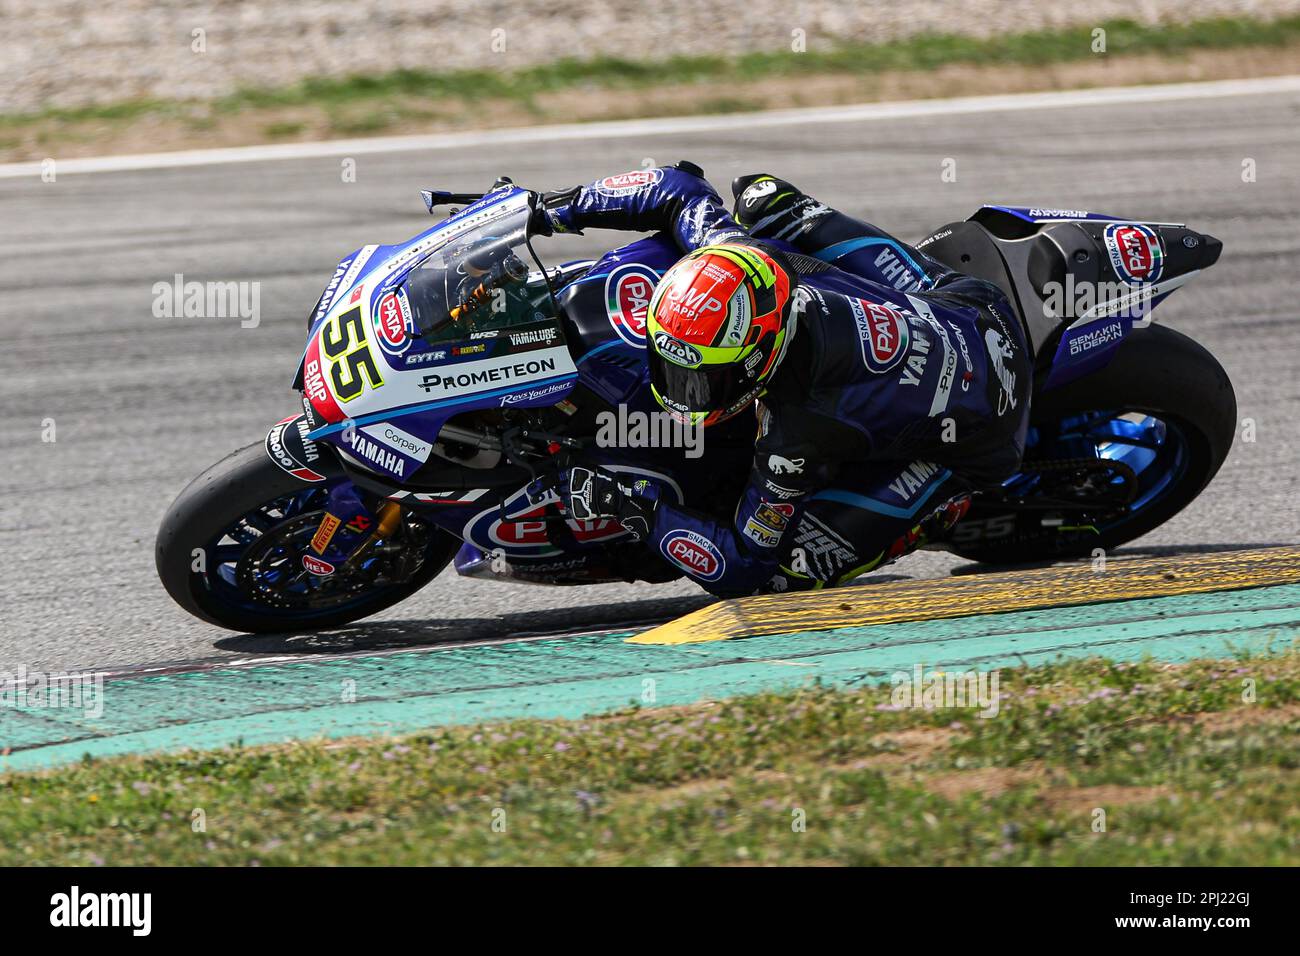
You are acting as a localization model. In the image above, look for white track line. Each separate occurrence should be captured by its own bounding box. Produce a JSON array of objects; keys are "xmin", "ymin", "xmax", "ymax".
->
[{"xmin": 2, "ymin": 74, "xmax": 1298, "ymax": 180}]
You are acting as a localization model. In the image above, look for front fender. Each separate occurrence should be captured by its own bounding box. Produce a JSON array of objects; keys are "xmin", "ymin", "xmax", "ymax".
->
[{"xmin": 265, "ymin": 411, "xmax": 346, "ymax": 484}]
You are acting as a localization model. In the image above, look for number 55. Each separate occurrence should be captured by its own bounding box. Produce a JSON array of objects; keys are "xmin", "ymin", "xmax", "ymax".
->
[{"xmin": 321, "ymin": 306, "xmax": 383, "ymax": 402}]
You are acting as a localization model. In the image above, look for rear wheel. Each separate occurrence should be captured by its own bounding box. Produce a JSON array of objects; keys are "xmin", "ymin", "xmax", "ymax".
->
[
  {"xmin": 157, "ymin": 444, "xmax": 457, "ymax": 632},
  {"xmin": 948, "ymin": 324, "xmax": 1236, "ymax": 564}
]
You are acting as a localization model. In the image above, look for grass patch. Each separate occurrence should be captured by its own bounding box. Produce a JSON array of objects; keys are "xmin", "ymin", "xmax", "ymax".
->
[
  {"xmin": 261, "ymin": 120, "xmax": 306, "ymax": 139},
  {"xmin": 210, "ymin": 16, "xmax": 1300, "ymax": 110},
  {"xmin": 1, "ymin": 648, "xmax": 1297, "ymax": 865},
  {"xmin": 2, "ymin": 15, "xmax": 1299, "ymax": 139}
]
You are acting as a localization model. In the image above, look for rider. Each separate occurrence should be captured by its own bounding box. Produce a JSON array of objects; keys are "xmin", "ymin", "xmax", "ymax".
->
[{"xmin": 534, "ymin": 162, "xmax": 1032, "ymax": 596}]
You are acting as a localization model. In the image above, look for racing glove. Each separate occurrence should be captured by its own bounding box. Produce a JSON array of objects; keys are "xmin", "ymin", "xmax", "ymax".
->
[
  {"xmin": 563, "ymin": 466, "xmax": 660, "ymax": 542},
  {"xmin": 531, "ymin": 187, "xmax": 580, "ymax": 237}
]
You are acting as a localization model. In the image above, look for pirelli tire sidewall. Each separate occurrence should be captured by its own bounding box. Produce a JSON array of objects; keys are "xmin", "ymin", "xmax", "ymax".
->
[
  {"xmin": 948, "ymin": 324, "xmax": 1237, "ymax": 564},
  {"xmin": 156, "ymin": 443, "xmax": 457, "ymax": 633}
]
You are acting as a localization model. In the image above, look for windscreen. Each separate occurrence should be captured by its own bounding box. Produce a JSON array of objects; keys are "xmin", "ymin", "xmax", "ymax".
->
[{"xmin": 400, "ymin": 190, "xmax": 556, "ymax": 345}]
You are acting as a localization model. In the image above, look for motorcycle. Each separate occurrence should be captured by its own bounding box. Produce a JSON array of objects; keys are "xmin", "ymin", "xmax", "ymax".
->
[{"xmin": 156, "ymin": 178, "xmax": 1236, "ymax": 633}]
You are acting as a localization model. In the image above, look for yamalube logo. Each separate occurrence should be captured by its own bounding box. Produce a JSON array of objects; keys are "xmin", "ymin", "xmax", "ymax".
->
[
  {"xmin": 651, "ymin": 331, "xmax": 702, "ymax": 367},
  {"xmin": 50, "ymin": 886, "xmax": 151, "ymax": 936}
]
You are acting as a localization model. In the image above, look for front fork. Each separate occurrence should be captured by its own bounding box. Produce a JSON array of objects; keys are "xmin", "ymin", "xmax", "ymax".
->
[
  {"xmin": 305, "ymin": 480, "xmax": 405, "ymax": 571},
  {"xmin": 264, "ymin": 408, "xmax": 410, "ymax": 572}
]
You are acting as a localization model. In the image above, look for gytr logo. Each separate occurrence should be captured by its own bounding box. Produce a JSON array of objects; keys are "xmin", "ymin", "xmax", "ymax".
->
[
  {"xmin": 152, "ymin": 273, "xmax": 261, "ymax": 328},
  {"xmin": 50, "ymin": 886, "xmax": 151, "ymax": 936},
  {"xmin": 886, "ymin": 664, "xmax": 1001, "ymax": 718},
  {"xmin": 594, "ymin": 404, "xmax": 703, "ymax": 459}
]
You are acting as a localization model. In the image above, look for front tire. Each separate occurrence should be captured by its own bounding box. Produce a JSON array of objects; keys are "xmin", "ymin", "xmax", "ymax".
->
[
  {"xmin": 948, "ymin": 324, "xmax": 1237, "ymax": 563},
  {"xmin": 157, "ymin": 444, "xmax": 457, "ymax": 633}
]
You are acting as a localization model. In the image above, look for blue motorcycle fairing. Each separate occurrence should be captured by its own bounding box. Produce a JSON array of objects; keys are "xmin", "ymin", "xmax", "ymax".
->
[
  {"xmin": 281, "ymin": 209, "xmax": 756, "ymax": 572},
  {"xmin": 980, "ymin": 205, "xmax": 1186, "ymax": 228},
  {"xmin": 292, "ymin": 187, "xmax": 534, "ymax": 394},
  {"xmin": 295, "ymin": 188, "xmax": 584, "ymax": 480}
]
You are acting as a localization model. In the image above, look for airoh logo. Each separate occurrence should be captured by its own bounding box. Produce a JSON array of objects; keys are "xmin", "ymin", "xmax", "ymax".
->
[
  {"xmin": 652, "ymin": 331, "xmax": 702, "ymax": 367},
  {"xmin": 660, "ymin": 530, "xmax": 725, "ymax": 581},
  {"xmin": 1104, "ymin": 223, "xmax": 1164, "ymax": 285}
]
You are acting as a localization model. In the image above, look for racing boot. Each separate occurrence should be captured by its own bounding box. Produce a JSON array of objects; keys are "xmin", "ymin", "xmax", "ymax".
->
[{"xmin": 760, "ymin": 493, "xmax": 973, "ymax": 594}]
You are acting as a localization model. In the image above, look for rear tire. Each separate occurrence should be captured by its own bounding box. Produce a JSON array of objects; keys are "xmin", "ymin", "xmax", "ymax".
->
[
  {"xmin": 948, "ymin": 324, "xmax": 1236, "ymax": 563},
  {"xmin": 157, "ymin": 444, "xmax": 457, "ymax": 633}
]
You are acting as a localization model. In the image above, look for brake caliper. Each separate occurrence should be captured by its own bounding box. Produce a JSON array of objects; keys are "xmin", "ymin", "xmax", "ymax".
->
[{"xmin": 302, "ymin": 484, "xmax": 399, "ymax": 576}]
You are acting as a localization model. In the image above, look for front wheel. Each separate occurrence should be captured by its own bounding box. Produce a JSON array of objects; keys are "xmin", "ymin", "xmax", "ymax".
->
[
  {"xmin": 156, "ymin": 444, "xmax": 458, "ymax": 633},
  {"xmin": 947, "ymin": 324, "xmax": 1237, "ymax": 564}
]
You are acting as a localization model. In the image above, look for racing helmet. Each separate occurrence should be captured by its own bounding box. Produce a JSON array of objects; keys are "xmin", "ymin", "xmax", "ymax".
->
[{"xmin": 645, "ymin": 243, "xmax": 794, "ymax": 427}]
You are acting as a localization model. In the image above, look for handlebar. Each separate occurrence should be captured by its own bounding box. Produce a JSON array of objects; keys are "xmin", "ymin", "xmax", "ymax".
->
[{"xmin": 448, "ymin": 253, "xmax": 531, "ymax": 322}]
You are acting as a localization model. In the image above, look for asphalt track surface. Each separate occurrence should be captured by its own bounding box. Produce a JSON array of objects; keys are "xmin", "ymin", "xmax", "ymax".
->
[{"xmin": 2, "ymin": 81, "xmax": 1298, "ymax": 673}]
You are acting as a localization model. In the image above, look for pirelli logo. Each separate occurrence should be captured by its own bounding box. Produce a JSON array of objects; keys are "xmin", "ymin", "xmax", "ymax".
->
[{"xmin": 311, "ymin": 513, "xmax": 343, "ymax": 554}]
